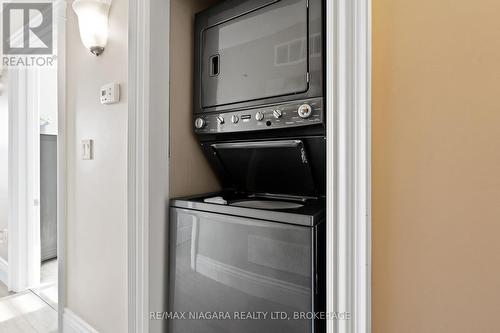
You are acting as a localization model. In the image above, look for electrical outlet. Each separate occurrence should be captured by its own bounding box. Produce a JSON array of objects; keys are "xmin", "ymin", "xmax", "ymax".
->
[{"xmin": 0, "ymin": 229, "xmax": 8, "ymax": 243}]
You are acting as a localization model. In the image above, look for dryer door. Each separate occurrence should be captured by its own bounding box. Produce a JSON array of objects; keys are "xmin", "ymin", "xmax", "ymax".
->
[
  {"xmin": 209, "ymin": 139, "xmax": 317, "ymax": 196},
  {"xmin": 200, "ymin": 0, "xmax": 309, "ymax": 109},
  {"xmin": 169, "ymin": 207, "xmax": 319, "ymax": 333}
]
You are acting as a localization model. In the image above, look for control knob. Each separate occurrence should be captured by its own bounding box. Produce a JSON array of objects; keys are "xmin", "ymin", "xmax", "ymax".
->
[
  {"xmin": 216, "ymin": 116, "xmax": 225, "ymax": 125},
  {"xmin": 231, "ymin": 115, "xmax": 239, "ymax": 123},
  {"xmin": 194, "ymin": 117, "xmax": 206, "ymax": 129},
  {"xmin": 255, "ymin": 112, "xmax": 264, "ymax": 121},
  {"xmin": 298, "ymin": 104, "xmax": 313, "ymax": 118},
  {"xmin": 273, "ymin": 109, "xmax": 283, "ymax": 119}
]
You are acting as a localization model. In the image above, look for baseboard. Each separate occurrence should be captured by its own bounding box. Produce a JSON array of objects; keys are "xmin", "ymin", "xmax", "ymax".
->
[
  {"xmin": 63, "ymin": 308, "xmax": 99, "ymax": 333},
  {"xmin": 0, "ymin": 257, "xmax": 7, "ymax": 286}
]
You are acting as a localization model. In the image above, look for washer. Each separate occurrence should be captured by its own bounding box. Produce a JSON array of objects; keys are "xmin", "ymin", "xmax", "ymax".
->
[{"xmin": 169, "ymin": 192, "xmax": 325, "ymax": 333}]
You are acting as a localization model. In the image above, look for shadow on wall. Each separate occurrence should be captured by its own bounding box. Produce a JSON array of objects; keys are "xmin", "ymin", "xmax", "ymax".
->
[{"xmin": 168, "ymin": 0, "xmax": 223, "ymax": 198}]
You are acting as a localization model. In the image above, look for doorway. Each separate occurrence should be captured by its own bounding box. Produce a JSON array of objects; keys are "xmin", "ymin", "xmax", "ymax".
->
[
  {"xmin": 0, "ymin": 1, "xmax": 64, "ymax": 331},
  {"xmin": 0, "ymin": 58, "xmax": 59, "ymax": 333}
]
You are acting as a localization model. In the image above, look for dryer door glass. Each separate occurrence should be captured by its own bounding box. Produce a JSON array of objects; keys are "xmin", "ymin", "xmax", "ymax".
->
[
  {"xmin": 201, "ymin": 0, "xmax": 309, "ymax": 108},
  {"xmin": 211, "ymin": 140, "xmax": 316, "ymax": 196}
]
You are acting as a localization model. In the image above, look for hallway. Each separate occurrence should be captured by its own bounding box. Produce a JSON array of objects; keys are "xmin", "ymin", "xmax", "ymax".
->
[{"xmin": 0, "ymin": 259, "xmax": 58, "ymax": 332}]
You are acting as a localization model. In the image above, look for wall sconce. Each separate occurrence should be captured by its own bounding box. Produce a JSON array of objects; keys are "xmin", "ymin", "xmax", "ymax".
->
[{"xmin": 72, "ymin": 0, "xmax": 111, "ymax": 56}]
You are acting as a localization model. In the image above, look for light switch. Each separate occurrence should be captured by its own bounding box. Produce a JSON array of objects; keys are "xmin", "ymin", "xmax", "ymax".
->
[
  {"xmin": 100, "ymin": 83, "xmax": 120, "ymax": 104},
  {"xmin": 82, "ymin": 139, "xmax": 93, "ymax": 160}
]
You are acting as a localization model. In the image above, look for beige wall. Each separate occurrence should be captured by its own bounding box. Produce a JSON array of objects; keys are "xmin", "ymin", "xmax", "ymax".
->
[
  {"xmin": 66, "ymin": 0, "xmax": 128, "ymax": 331},
  {"xmin": 373, "ymin": 0, "xmax": 500, "ymax": 332},
  {"xmin": 169, "ymin": 0, "xmax": 221, "ymax": 197}
]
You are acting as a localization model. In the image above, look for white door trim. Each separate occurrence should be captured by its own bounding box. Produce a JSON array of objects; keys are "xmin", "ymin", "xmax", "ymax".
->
[
  {"xmin": 326, "ymin": 0, "xmax": 371, "ymax": 333},
  {"xmin": 127, "ymin": 0, "xmax": 371, "ymax": 332},
  {"xmin": 6, "ymin": 0, "xmax": 66, "ymax": 328},
  {"xmin": 128, "ymin": 0, "xmax": 171, "ymax": 332},
  {"xmin": 7, "ymin": 67, "xmax": 42, "ymax": 292},
  {"xmin": 56, "ymin": 0, "xmax": 67, "ymax": 330},
  {"xmin": 127, "ymin": 0, "xmax": 151, "ymax": 331}
]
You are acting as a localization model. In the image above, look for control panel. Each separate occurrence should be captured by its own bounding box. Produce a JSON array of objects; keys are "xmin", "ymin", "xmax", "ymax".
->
[
  {"xmin": 100, "ymin": 83, "xmax": 120, "ymax": 104},
  {"xmin": 194, "ymin": 98, "xmax": 323, "ymax": 134}
]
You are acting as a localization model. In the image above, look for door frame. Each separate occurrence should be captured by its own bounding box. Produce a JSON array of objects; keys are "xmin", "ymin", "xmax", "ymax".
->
[
  {"xmin": 56, "ymin": 0, "xmax": 67, "ymax": 329},
  {"xmin": 326, "ymin": 0, "xmax": 372, "ymax": 332},
  {"xmin": 128, "ymin": 0, "xmax": 171, "ymax": 332},
  {"xmin": 6, "ymin": 0, "xmax": 66, "ymax": 328},
  {"xmin": 127, "ymin": 0, "xmax": 151, "ymax": 330},
  {"xmin": 127, "ymin": 0, "xmax": 372, "ymax": 333},
  {"xmin": 7, "ymin": 67, "xmax": 42, "ymax": 292}
]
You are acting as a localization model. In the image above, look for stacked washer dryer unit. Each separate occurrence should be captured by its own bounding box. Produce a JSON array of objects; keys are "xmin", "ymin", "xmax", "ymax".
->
[{"xmin": 169, "ymin": 0, "xmax": 326, "ymax": 332}]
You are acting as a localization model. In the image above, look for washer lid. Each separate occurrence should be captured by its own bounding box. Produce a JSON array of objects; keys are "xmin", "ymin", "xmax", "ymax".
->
[
  {"xmin": 210, "ymin": 140, "xmax": 317, "ymax": 196},
  {"xmin": 171, "ymin": 191, "xmax": 325, "ymax": 227}
]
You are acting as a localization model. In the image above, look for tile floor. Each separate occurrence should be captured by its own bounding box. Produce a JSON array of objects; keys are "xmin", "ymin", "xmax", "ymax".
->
[
  {"xmin": 0, "ymin": 259, "xmax": 58, "ymax": 332},
  {"xmin": 0, "ymin": 290, "xmax": 57, "ymax": 332},
  {"xmin": 31, "ymin": 259, "xmax": 58, "ymax": 310}
]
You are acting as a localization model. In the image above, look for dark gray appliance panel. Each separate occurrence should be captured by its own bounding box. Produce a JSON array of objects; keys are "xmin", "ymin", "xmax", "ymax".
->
[
  {"xmin": 211, "ymin": 140, "xmax": 316, "ymax": 196},
  {"xmin": 201, "ymin": 136, "xmax": 326, "ymax": 197},
  {"xmin": 169, "ymin": 207, "xmax": 317, "ymax": 333},
  {"xmin": 201, "ymin": 0, "xmax": 309, "ymax": 108},
  {"xmin": 40, "ymin": 134, "xmax": 57, "ymax": 261}
]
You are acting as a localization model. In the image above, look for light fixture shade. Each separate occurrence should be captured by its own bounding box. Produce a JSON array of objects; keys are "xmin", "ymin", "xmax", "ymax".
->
[{"xmin": 72, "ymin": 0, "xmax": 110, "ymax": 56}]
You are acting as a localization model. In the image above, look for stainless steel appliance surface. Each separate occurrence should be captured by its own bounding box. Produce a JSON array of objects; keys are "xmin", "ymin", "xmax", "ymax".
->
[{"xmin": 169, "ymin": 192, "xmax": 325, "ymax": 333}]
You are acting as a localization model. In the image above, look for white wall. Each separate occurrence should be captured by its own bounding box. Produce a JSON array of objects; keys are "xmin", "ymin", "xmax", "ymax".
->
[
  {"xmin": 66, "ymin": 0, "xmax": 128, "ymax": 331},
  {"xmin": 0, "ymin": 71, "xmax": 8, "ymax": 262},
  {"xmin": 39, "ymin": 67, "xmax": 58, "ymax": 135}
]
